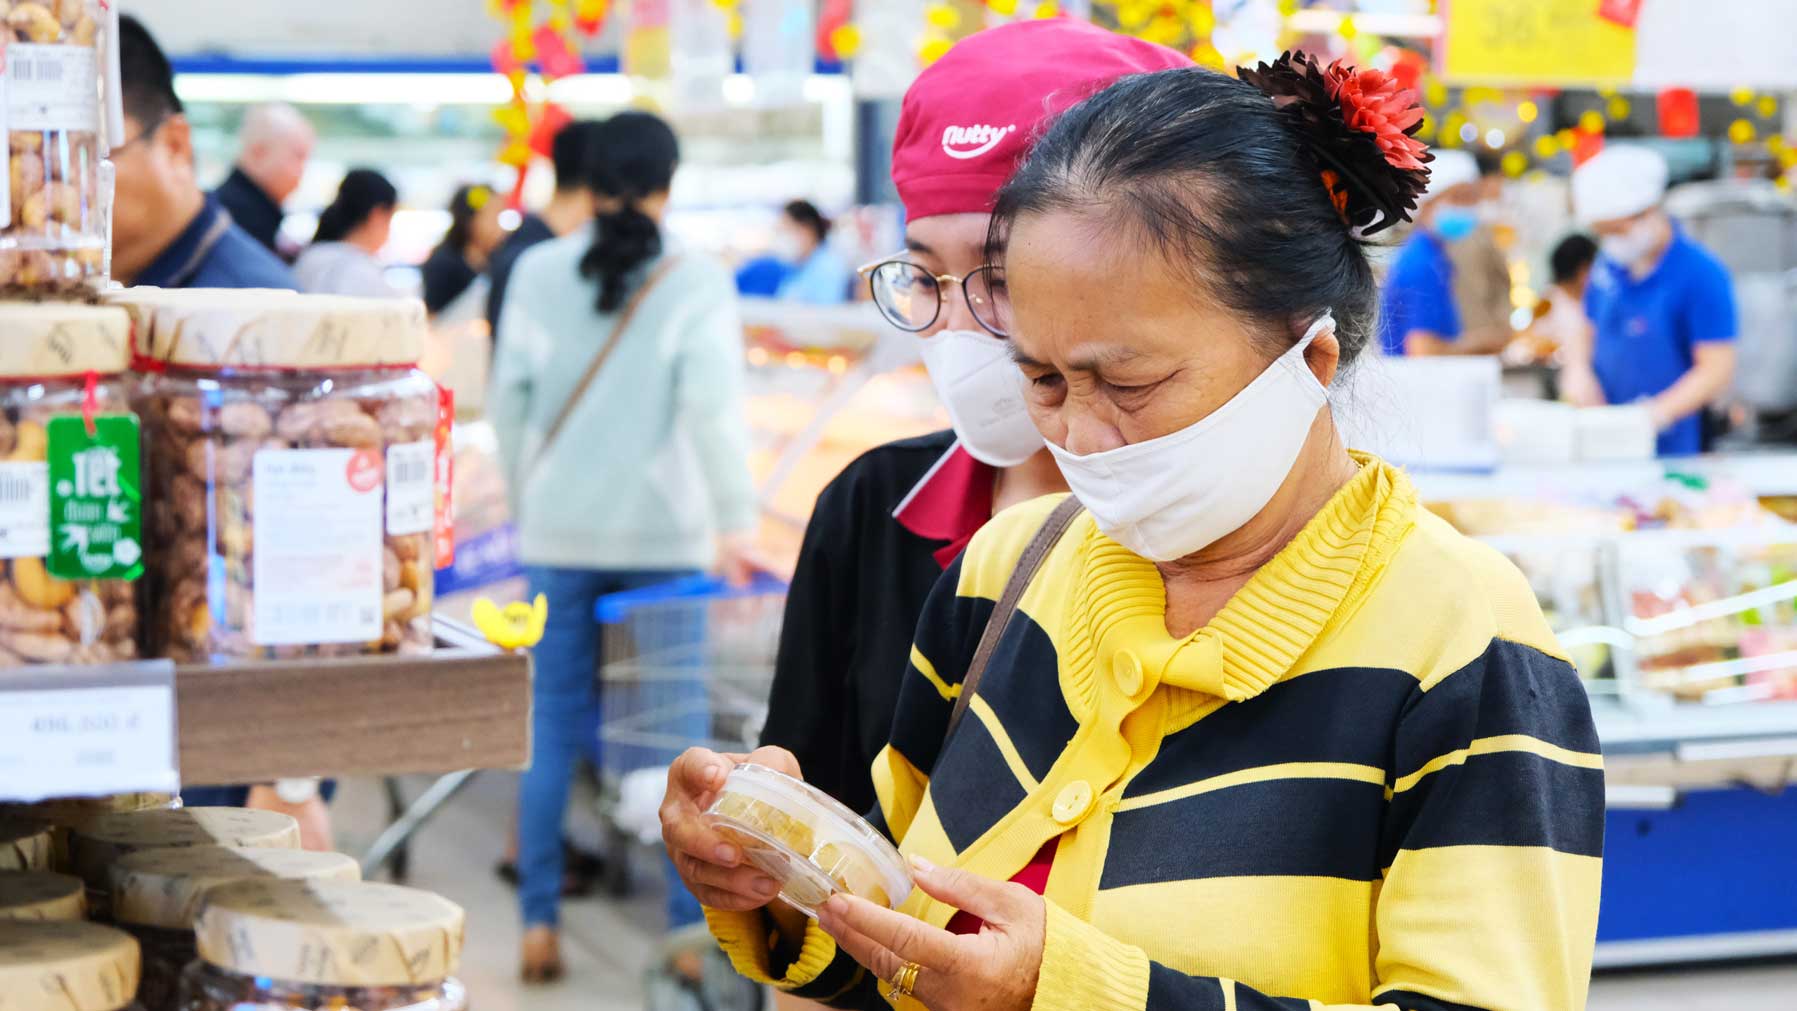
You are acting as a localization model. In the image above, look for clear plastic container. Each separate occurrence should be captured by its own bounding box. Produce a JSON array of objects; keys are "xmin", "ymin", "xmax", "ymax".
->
[
  {"xmin": 0, "ymin": 302, "xmax": 141, "ymax": 664},
  {"xmin": 2, "ymin": 0, "xmax": 111, "ymax": 292},
  {"xmin": 180, "ymin": 879, "xmax": 466, "ymax": 1011},
  {"xmin": 110, "ymin": 846, "xmax": 361, "ymax": 1011},
  {"xmin": 705, "ymin": 763, "xmax": 912, "ymax": 915},
  {"xmin": 118, "ymin": 290, "xmax": 440, "ymax": 661}
]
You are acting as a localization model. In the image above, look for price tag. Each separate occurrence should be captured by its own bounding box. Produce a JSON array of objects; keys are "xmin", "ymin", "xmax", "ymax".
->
[
  {"xmin": 47, "ymin": 415, "xmax": 144, "ymax": 581},
  {"xmin": 0, "ymin": 661, "xmax": 179, "ymax": 801}
]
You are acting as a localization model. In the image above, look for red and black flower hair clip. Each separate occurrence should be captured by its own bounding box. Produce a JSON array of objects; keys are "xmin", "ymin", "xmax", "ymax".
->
[{"xmin": 1238, "ymin": 51, "xmax": 1432, "ymax": 236}]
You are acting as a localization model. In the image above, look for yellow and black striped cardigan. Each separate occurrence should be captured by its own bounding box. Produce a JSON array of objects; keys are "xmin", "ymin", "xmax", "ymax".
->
[{"xmin": 712, "ymin": 456, "xmax": 1603, "ymax": 1011}]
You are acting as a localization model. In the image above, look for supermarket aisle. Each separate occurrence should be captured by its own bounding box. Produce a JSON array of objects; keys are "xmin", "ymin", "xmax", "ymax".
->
[{"xmin": 332, "ymin": 776, "xmax": 1797, "ymax": 1010}]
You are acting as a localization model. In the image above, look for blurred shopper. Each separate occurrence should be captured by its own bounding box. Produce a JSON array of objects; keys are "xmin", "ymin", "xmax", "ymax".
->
[
  {"xmin": 115, "ymin": 16, "xmax": 330, "ymax": 850},
  {"xmin": 773, "ymin": 199, "xmax": 853, "ymax": 304},
  {"xmin": 422, "ymin": 183, "xmax": 505, "ymax": 318},
  {"xmin": 1445, "ymin": 152, "xmax": 1515, "ymax": 349},
  {"xmin": 1527, "ymin": 233, "xmax": 1599, "ymax": 355},
  {"xmin": 1564, "ymin": 146, "xmax": 1737, "ymax": 456},
  {"xmin": 489, "ymin": 111, "xmax": 758, "ymax": 982},
  {"xmin": 214, "ymin": 102, "xmax": 315, "ymax": 260},
  {"xmin": 757, "ymin": 19, "xmax": 1184, "ymax": 820},
  {"xmin": 112, "ymin": 16, "xmax": 295, "ymax": 289},
  {"xmin": 1378, "ymin": 149, "xmax": 1510, "ymax": 356},
  {"xmin": 487, "ymin": 119, "xmax": 607, "ymax": 333},
  {"xmin": 293, "ymin": 168, "xmax": 401, "ymax": 298}
]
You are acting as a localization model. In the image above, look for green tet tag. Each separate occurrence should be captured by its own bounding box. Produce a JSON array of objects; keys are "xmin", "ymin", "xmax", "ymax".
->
[{"xmin": 46, "ymin": 415, "xmax": 143, "ymax": 582}]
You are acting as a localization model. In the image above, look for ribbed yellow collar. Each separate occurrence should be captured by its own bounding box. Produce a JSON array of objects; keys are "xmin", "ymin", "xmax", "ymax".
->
[{"xmin": 1063, "ymin": 454, "xmax": 1416, "ymax": 724}]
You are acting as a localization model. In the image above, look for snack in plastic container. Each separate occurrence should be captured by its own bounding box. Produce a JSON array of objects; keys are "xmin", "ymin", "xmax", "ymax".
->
[
  {"xmin": 0, "ymin": 303, "xmax": 141, "ymax": 666},
  {"xmin": 112, "ymin": 847, "xmax": 360, "ymax": 1011},
  {"xmin": 116, "ymin": 289, "xmax": 440, "ymax": 661},
  {"xmin": 181, "ymin": 878, "xmax": 466, "ymax": 1011},
  {"xmin": 704, "ymin": 763, "xmax": 911, "ymax": 915},
  {"xmin": 0, "ymin": 869, "xmax": 85, "ymax": 920}
]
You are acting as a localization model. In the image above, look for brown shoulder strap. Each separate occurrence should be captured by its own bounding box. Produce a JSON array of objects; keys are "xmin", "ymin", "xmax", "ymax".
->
[
  {"xmin": 530, "ymin": 255, "xmax": 682, "ymax": 475},
  {"xmin": 944, "ymin": 495, "xmax": 1084, "ymax": 742}
]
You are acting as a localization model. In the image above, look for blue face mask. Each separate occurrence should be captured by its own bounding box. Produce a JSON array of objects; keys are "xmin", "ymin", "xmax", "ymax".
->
[{"xmin": 1433, "ymin": 207, "xmax": 1480, "ymax": 241}]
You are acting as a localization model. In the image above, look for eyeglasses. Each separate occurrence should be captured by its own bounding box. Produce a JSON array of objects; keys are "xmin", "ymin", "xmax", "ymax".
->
[
  {"xmin": 857, "ymin": 257, "xmax": 1011, "ymax": 337},
  {"xmin": 111, "ymin": 115, "xmax": 168, "ymax": 156}
]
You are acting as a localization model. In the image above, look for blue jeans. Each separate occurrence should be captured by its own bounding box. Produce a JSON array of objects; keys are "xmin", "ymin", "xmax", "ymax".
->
[{"xmin": 519, "ymin": 566, "xmax": 705, "ymax": 930}]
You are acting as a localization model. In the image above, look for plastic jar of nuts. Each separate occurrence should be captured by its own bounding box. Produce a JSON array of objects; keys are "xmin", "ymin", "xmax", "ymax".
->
[
  {"xmin": 118, "ymin": 289, "xmax": 441, "ymax": 661},
  {"xmin": 0, "ymin": 869, "xmax": 86, "ymax": 920},
  {"xmin": 67, "ymin": 807, "xmax": 301, "ymax": 921},
  {"xmin": 111, "ymin": 847, "xmax": 360, "ymax": 1011},
  {"xmin": 0, "ymin": 920, "xmax": 141, "ymax": 1011},
  {"xmin": 0, "ymin": 302, "xmax": 141, "ymax": 665},
  {"xmin": 2, "ymin": 0, "xmax": 112, "ymax": 291},
  {"xmin": 181, "ymin": 878, "xmax": 467, "ymax": 1011}
]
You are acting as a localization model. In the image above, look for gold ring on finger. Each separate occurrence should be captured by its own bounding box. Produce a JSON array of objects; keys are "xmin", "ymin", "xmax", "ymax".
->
[{"xmin": 886, "ymin": 960, "xmax": 921, "ymax": 1000}]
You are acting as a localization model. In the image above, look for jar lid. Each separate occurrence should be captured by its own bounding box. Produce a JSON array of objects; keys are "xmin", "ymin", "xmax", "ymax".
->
[
  {"xmin": 0, "ymin": 872, "xmax": 85, "ymax": 922},
  {"xmin": 110, "ymin": 288, "xmax": 426, "ymax": 368},
  {"xmin": 195, "ymin": 879, "xmax": 465, "ymax": 987},
  {"xmin": 69, "ymin": 808, "xmax": 301, "ymax": 889},
  {"xmin": 0, "ymin": 304, "xmax": 130, "ymax": 377},
  {"xmin": 111, "ymin": 845, "xmax": 360, "ymax": 930},
  {"xmin": 4, "ymin": 793, "xmax": 175, "ymax": 829},
  {"xmin": 0, "ymin": 921, "xmax": 140, "ymax": 1011},
  {"xmin": 0, "ymin": 817, "xmax": 53, "ymax": 872}
]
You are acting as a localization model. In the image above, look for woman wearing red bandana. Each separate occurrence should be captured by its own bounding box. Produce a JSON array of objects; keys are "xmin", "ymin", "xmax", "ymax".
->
[{"xmin": 665, "ymin": 46, "xmax": 1600, "ymax": 1011}]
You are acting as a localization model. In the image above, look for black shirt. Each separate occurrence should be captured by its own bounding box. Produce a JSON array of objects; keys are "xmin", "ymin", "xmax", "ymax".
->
[
  {"xmin": 485, "ymin": 213, "xmax": 557, "ymax": 333},
  {"xmin": 213, "ymin": 167, "xmax": 285, "ymax": 257},
  {"xmin": 759, "ymin": 430, "xmax": 995, "ymax": 815},
  {"xmin": 420, "ymin": 243, "xmax": 478, "ymax": 315}
]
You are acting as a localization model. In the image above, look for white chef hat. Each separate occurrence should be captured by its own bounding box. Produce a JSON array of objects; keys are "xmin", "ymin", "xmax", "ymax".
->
[
  {"xmin": 1573, "ymin": 145, "xmax": 1669, "ymax": 226},
  {"xmin": 1421, "ymin": 149, "xmax": 1481, "ymax": 206}
]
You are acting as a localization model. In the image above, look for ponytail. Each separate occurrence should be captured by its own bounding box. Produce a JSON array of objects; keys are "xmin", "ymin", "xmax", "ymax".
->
[
  {"xmin": 575, "ymin": 111, "xmax": 680, "ymax": 315},
  {"xmin": 314, "ymin": 168, "xmax": 398, "ymax": 244}
]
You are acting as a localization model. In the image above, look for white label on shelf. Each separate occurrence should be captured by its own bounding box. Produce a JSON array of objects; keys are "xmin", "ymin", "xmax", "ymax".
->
[
  {"xmin": 0, "ymin": 662, "xmax": 178, "ymax": 801},
  {"xmin": 0, "ymin": 462, "xmax": 51, "ymax": 559},
  {"xmin": 252, "ymin": 448, "xmax": 383, "ymax": 645},
  {"xmin": 7, "ymin": 44, "xmax": 99, "ymax": 133},
  {"xmin": 385, "ymin": 439, "xmax": 434, "ymax": 536}
]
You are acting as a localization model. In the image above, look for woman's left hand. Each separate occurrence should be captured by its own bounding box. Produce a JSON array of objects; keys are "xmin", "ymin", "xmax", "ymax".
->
[{"xmin": 815, "ymin": 856, "xmax": 1044, "ymax": 1011}]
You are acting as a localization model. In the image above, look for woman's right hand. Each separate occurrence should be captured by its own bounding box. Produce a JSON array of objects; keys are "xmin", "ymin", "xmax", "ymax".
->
[{"xmin": 662, "ymin": 745, "xmax": 804, "ymax": 911}]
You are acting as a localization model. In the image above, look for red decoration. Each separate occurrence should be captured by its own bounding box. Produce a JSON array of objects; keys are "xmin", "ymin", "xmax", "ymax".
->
[
  {"xmin": 490, "ymin": 36, "xmax": 525, "ymax": 76},
  {"xmin": 1388, "ymin": 49, "xmax": 1427, "ymax": 94},
  {"xmin": 1658, "ymin": 87, "xmax": 1700, "ymax": 138},
  {"xmin": 1571, "ymin": 127, "xmax": 1606, "ymax": 166},
  {"xmin": 527, "ymin": 103, "xmax": 574, "ymax": 157},
  {"xmin": 1597, "ymin": 0, "xmax": 1642, "ymax": 28},
  {"xmin": 816, "ymin": 0, "xmax": 853, "ymax": 61},
  {"xmin": 505, "ymin": 170, "xmax": 530, "ymax": 214},
  {"xmin": 531, "ymin": 24, "xmax": 586, "ymax": 79},
  {"xmin": 1325, "ymin": 63, "xmax": 1428, "ymax": 172}
]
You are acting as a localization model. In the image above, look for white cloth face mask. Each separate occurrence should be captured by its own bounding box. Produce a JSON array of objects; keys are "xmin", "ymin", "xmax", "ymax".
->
[
  {"xmin": 917, "ymin": 329, "xmax": 1046, "ymax": 467},
  {"xmin": 1046, "ymin": 313, "xmax": 1335, "ymax": 562},
  {"xmin": 1600, "ymin": 216, "xmax": 1660, "ymax": 276}
]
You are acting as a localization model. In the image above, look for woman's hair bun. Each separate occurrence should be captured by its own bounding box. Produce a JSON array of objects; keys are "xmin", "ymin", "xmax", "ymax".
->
[{"xmin": 1238, "ymin": 51, "xmax": 1432, "ymax": 236}]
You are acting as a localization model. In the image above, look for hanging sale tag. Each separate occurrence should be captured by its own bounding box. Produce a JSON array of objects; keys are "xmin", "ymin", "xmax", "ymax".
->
[
  {"xmin": 0, "ymin": 661, "xmax": 179, "ymax": 801},
  {"xmin": 46, "ymin": 415, "xmax": 143, "ymax": 581}
]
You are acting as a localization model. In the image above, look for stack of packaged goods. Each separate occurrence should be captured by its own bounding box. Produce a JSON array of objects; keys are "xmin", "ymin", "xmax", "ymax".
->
[{"xmin": 0, "ymin": 795, "xmax": 468, "ymax": 1011}]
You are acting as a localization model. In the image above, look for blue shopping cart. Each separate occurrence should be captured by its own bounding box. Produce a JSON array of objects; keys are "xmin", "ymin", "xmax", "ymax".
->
[{"xmin": 592, "ymin": 573, "xmax": 788, "ymax": 903}]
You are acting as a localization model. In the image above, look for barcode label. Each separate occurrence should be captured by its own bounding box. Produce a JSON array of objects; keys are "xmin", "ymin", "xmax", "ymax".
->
[
  {"xmin": 267, "ymin": 602, "xmax": 379, "ymax": 630},
  {"xmin": 385, "ymin": 440, "xmax": 434, "ymax": 535},
  {"xmin": 0, "ymin": 462, "xmax": 50, "ymax": 559},
  {"xmin": 6, "ymin": 44, "xmax": 97, "ymax": 133}
]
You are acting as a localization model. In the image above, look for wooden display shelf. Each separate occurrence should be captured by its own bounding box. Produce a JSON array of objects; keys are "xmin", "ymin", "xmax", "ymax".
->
[{"xmin": 176, "ymin": 618, "xmax": 531, "ymax": 785}]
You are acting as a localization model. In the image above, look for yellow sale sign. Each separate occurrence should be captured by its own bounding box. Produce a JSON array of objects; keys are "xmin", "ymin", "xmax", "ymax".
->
[{"xmin": 1442, "ymin": 0, "xmax": 1638, "ymax": 86}]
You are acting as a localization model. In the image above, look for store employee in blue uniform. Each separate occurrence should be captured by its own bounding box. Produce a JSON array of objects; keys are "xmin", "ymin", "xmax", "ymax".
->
[
  {"xmin": 1562, "ymin": 145, "xmax": 1737, "ymax": 456},
  {"xmin": 1377, "ymin": 150, "xmax": 1509, "ymax": 356}
]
